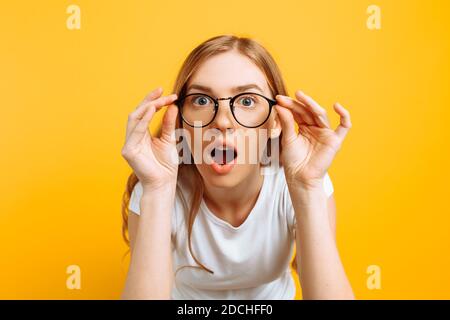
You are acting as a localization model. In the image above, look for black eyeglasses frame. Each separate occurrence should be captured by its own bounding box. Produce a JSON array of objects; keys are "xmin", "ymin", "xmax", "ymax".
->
[{"xmin": 175, "ymin": 92, "xmax": 277, "ymax": 128}]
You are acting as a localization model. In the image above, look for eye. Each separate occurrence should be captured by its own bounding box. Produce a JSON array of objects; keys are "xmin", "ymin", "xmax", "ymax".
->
[
  {"xmin": 237, "ymin": 95, "xmax": 256, "ymax": 108},
  {"xmin": 192, "ymin": 95, "xmax": 213, "ymax": 107}
]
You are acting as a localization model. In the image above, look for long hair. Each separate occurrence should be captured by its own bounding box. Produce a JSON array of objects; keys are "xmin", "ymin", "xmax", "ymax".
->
[{"xmin": 121, "ymin": 34, "xmax": 298, "ymax": 274}]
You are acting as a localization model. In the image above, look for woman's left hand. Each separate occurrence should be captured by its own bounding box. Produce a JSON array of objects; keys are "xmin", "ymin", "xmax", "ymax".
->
[{"xmin": 275, "ymin": 90, "xmax": 352, "ymax": 189}]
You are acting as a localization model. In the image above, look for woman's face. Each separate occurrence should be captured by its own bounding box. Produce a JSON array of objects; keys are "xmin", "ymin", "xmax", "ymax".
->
[{"xmin": 180, "ymin": 50, "xmax": 281, "ymax": 189}]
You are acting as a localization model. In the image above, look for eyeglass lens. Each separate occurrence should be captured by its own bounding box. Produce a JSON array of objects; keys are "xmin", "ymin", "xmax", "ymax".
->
[{"xmin": 180, "ymin": 93, "xmax": 271, "ymax": 127}]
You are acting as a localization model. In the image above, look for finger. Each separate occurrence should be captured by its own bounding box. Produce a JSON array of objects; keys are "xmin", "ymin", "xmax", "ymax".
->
[
  {"xmin": 126, "ymin": 94, "xmax": 178, "ymax": 145},
  {"xmin": 160, "ymin": 104, "xmax": 179, "ymax": 144},
  {"xmin": 129, "ymin": 87, "xmax": 164, "ymax": 120},
  {"xmin": 126, "ymin": 87, "xmax": 164, "ymax": 136},
  {"xmin": 138, "ymin": 87, "xmax": 163, "ymax": 109},
  {"xmin": 126, "ymin": 94, "xmax": 178, "ymax": 140},
  {"xmin": 126, "ymin": 104, "xmax": 156, "ymax": 148},
  {"xmin": 275, "ymin": 95, "xmax": 316, "ymax": 125},
  {"xmin": 131, "ymin": 87, "xmax": 163, "ymax": 119},
  {"xmin": 294, "ymin": 90, "xmax": 331, "ymax": 128},
  {"xmin": 292, "ymin": 111, "xmax": 306, "ymax": 126},
  {"xmin": 275, "ymin": 105, "xmax": 297, "ymax": 145},
  {"xmin": 333, "ymin": 102, "xmax": 352, "ymax": 140}
]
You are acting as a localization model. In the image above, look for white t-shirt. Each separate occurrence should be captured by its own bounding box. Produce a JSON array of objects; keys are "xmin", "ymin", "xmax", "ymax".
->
[{"xmin": 128, "ymin": 164, "xmax": 334, "ymax": 299}]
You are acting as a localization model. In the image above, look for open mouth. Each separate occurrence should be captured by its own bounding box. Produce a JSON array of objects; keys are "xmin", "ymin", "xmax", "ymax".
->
[{"xmin": 210, "ymin": 146, "xmax": 237, "ymax": 165}]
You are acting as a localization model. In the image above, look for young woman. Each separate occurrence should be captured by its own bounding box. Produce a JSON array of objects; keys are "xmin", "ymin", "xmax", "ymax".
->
[{"xmin": 120, "ymin": 35, "xmax": 354, "ymax": 300}]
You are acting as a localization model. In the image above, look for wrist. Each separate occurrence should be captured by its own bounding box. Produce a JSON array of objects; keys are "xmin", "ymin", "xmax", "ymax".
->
[
  {"xmin": 141, "ymin": 180, "xmax": 177, "ymax": 195},
  {"xmin": 286, "ymin": 177, "xmax": 324, "ymax": 194},
  {"xmin": 287, "ymin": 180, "xmax": 328, "ymax": 215},
  {"xmin": 289, "ymin": 186, "xmax": 327, "ymax": 206},
  {"xmin": 139, "ymin": 183, "xmax": 176, "ymax": 218}
]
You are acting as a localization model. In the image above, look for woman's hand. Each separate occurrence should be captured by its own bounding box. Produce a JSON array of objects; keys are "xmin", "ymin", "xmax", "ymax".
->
[
  {"xmin": 121, "ymin": 87, "xmax": 179, "ymax": 192},
  {"xmin": 275, "ymin": 90, "xmax": 352, "ymax": 189}
]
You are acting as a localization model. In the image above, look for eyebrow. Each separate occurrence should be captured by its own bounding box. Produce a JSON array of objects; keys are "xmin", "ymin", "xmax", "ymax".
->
[{"xmin": 186, "ymin": 83, "xmax": 264, "ymax": 95}]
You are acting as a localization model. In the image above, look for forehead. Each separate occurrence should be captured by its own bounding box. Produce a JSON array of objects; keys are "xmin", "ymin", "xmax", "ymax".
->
[{"xmin": 186, "ymin": 51, "xmax": 271, "ymax": 96}]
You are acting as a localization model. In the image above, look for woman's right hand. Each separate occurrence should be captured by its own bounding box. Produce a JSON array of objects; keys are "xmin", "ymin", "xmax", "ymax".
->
[{"xmin": 121, "ymin": 87, "xmax": 179, "ymax": 192}]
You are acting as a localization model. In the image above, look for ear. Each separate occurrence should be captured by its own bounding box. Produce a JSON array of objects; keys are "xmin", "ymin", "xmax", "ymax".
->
[{"xmin": 269, "ymin": 107, "xmax": 282, "ymax": 139}]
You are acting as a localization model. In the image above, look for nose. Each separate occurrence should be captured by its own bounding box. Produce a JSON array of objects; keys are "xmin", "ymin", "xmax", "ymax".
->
[{"xmin": 210, "ymin": 98, "xmax": 236, "ymax": 131}]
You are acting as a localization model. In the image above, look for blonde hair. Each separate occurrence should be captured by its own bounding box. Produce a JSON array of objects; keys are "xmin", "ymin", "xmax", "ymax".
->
[{"xmin": 121, "ymin": 34, "xmax": 298, "ymax": 274}]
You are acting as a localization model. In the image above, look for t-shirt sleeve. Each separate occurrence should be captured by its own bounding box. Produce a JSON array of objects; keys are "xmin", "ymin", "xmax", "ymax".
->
[
  {"xmin": 128, "ymin": 181, "xmax": 143, "ymax": 215},
  {"xmin": 284, "ymin": 171, "xmax": 334, "ymax": 235},
  {"xmin": 323, "ymin": 171, "xmax": 334, "ymax": 197}
]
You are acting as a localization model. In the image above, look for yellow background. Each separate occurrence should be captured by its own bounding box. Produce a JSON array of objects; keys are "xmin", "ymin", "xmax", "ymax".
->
[{"xmin": 1, "ymin": 0, "xmax": 449, "ymax": 299}]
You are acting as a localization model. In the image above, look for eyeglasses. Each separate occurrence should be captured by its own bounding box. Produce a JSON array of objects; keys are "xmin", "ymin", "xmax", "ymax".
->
[{"xmin": 175, "ymin": 92, "xmax": 277, "ymax": 128}]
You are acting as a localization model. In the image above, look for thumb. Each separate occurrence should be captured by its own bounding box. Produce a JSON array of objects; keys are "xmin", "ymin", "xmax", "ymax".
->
[
  {"xmin": 275, "ymin": 105, "xmax": 297, "ymax": 145},
  {"xmin": 160, "ymin": 104, "xmax": 178, "ymax": 144}
]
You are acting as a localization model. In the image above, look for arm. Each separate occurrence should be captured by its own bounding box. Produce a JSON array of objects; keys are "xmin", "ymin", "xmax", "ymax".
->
[
  {"xmin": 120, "ymin": 87, "xmax": 179, "ymax": 299},
  {"xmin": 296, "ymin": 194, "xmax": 336, "ymax": 256},
  {"xmin": 294, "ymin": 190, "xmax": 336, "ymax": 273},
  {"xmin": 121, "ymin": 184, "xmax": 176, "ymax": 299},
  {"xmin": 290, "ymin": 183, "xmax": 353, "ymax": 299},
  {"xmin": 327, "ymin": 195, "xmax": 336, "ymax": 239},
  {"xmin": 275, "ymin": 89, "xmax": 353, "ymax": 299}
]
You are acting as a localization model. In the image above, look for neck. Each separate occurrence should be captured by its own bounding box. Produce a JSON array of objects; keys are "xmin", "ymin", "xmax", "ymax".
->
[{"xmin": 202, "ymin": 166, "xmax": 265, "ymax": 227}]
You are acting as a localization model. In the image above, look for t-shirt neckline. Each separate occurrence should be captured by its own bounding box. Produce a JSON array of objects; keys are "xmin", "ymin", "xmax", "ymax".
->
[{"xmin": 200, "ymin": 172, "xmax": 269, "ymax": 232}]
